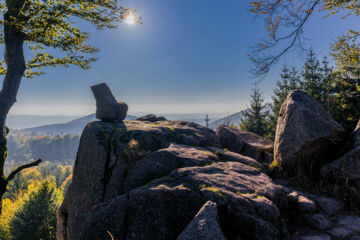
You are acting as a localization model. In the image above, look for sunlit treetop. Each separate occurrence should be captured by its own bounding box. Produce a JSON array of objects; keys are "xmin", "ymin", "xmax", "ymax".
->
[
  {"xmin": 0, "ymin": 0, "xmax": 141, "ymax": 78},
  {"xmin": 249, "ymin": 0, "xmax": 360, "ymax": 76}
]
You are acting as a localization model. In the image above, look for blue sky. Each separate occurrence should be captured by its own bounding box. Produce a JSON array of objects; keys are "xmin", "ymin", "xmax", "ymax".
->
[{"xmin": 8, "ymin": 0, "xmax": 359, "ymax": 117}]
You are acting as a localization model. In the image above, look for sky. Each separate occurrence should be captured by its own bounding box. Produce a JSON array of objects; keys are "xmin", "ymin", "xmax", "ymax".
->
[{"xmin": 8, "ymin": 0, "xmax": 360, "ymax": 118}]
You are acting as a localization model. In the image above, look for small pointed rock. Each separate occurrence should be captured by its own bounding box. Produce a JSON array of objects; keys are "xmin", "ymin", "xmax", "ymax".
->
[
  {"xmin": 91, "ymin": 83, "xmax": 128, "ymax": 122},
  {"xmin": 177, "ymin": 201, "xmax": 227, "ymax": 240}
]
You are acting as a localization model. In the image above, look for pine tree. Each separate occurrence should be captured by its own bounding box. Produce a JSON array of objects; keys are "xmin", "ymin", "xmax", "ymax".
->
[
  {"xmin": 289, "ymin": 66, "xmax": 301, "ymax": 91},
  {"xmin": 330, "ymin": 36, "xmax": 360, "ymax": 131},
  {"xmin": 10, "ymin": 179, "xmax": 62, "ymax": 240},
  {"xmin": 240, "ymin": 83, "xmax": 270, "ymax": 137},
  {"xmin": 301, "ymin": 49, "xmax": 324, "ymax": 103},
  {"xmin": 321, "ymin": 56, "xmax": 334, "ymax": 111},
  {"xmin": 269, "ymin": 65, "xmax": 301, "ymax": 139}
]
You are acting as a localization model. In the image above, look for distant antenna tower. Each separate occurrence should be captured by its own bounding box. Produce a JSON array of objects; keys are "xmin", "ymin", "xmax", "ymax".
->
[{"xmin": 205, "ymin": 114, "xmax": 210, "ymax": 128}]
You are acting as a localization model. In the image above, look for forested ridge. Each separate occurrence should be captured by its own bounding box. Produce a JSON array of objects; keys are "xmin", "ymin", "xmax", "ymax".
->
[{"xmin": 5, "ymin": 133, "xmax": 79, "ymax": 173}]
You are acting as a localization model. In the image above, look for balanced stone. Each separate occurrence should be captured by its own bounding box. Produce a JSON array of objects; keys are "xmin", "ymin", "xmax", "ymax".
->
[{"xmin": 91, "ymin": 83, "xmax": 128, "ymax": 122}]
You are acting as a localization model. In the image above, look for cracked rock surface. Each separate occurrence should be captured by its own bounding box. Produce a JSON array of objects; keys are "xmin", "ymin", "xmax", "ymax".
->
[{"xmin": 57, "ymin": 119, "xmax": 359, "ymax": 240}]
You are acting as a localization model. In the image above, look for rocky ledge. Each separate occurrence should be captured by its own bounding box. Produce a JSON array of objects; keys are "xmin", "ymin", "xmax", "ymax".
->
[{"xmin": 56, "ymin": 86, "xmax": 360, "ymax": 240}]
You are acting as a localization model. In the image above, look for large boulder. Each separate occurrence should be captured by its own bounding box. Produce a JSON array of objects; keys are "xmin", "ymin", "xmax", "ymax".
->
[
  {"xmin": 274, "ymin": 90, "xmax": 345, "ymax": 177},
  {"xmin": 56, "ymin": 120, "xmax": 220, "ymax": 240},
  {"xmin": 177, "ymin": 201, "xmax": 227, "ymax": 240},
  {"xmin": 216, "ymin": 125, "xmax": 273, "ymax": 163},
  {"xmin": 321, "ymin": 119, "xmax": 360, "ymax": 188},
  {"xmin": 80, "ymin": 161, "xmax": 287, "ymax": 240},
  {"xmin": 91, "ymin": 83, "xmax": 128, "ymax": 122}
]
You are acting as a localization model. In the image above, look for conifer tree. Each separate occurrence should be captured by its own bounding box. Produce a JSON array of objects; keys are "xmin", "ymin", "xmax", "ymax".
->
[
  {"xmin": 289, "ymin": 66, "xmax": 301, "ymax": 91},
  {"xmin": 240, "ymin": 82, "xmax": 270, "ymax": 137},
  {"xmin": 269, "ymin": 64, "xmax": 300, "ymax": 139},
  {"xmin": 330, "ymin": 36, "xmax": 360, "ymax": 131},
  {"xmin": 9, "ymin": 179, "xmax": 61, "ymax": 240},
  {"xmin": 321, "ymin": 56, "xmax": 334, "ymax": 111},
  {"xmin": 301, "ymin": 50, "xmax": 324, "ymax": 103}
]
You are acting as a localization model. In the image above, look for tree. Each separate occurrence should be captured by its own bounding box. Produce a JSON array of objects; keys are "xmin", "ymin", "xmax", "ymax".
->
[
  {"xmin": 321, "ymin": 56, "xmax": 334, "ymax": 111},
  {"xmin": 329, "ymin": 36, "xmax": 360, "ymax": 130},
  {"xmin": 269, "ymin": 64, "xmax": 300, "ymax": 138},
  {"xmin": 240, "ymin": 83, "xmax": 270, "ymax": 137},
  {"xmin": 9, "ymin": 179, "xmax": 62, "ymax": 240},
  {"xmin": 0, "ymin": 0, "xmax": 136, "ymax": 213},
  {"xmin": 249, "ymin": 0, "xmax": 360, "ymax": 76},
  {"xmin": 301, "ymin": 49, "xmax": 324, "ymax": 103}
]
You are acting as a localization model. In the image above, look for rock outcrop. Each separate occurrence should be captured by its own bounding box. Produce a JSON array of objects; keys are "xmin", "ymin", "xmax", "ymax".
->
[
  {"xmin": 321, "ymin": 119, "xmax": 360, "ymax": 188},
  {"xmin": 177, "ymin": 201, "xmax": 227, "ymax": 240},
  {"xmin": 80, "ymin": 161, "xmax": 287, "ymax": 240},
  {"xmin": 57, "ymin": 89, "xmax": 360, "ymax": 240},
  {"xmin": 137, "ymin": 114, "xmax": 167, "ymax": 122},
  {"xmin": 57, "ymin": 120, "xmax": 220, "ymax": 240},
  {"xmin": 216, "ymin": 125, "xmax": 273, "ymax": 163},
  {"xmin": 91, "ymin": 83, "xmax": 128, "ymax": 122},
  {"xmin": 274, "ymin": 90, "xmax": 345, "ymax": 176}
]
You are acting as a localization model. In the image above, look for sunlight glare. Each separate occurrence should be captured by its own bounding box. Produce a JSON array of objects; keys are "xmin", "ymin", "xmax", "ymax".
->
[{"xmin": 124, "ymin": 12, "xmax": 136, "ymax": 25}]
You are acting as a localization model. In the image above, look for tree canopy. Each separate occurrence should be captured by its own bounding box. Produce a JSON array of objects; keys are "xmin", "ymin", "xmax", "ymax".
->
[
  {"xmin": 249, "ymin": 0, "xmax": 360, "ymax": 76},
  {"xmin": 0, "ymin": 0, "xmax": 134, "ymax": 78}
]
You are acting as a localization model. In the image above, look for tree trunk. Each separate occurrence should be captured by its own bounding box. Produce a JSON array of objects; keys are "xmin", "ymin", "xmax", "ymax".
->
[{"xmin": 0, "ymin": 10, "xmax": 26, "ymax": 214}]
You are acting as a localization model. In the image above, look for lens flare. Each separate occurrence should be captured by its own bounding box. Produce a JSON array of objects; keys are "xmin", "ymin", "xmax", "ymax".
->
[{"xmin": 124, "ymin": 12, "xmax": 136, "ymax": 25}]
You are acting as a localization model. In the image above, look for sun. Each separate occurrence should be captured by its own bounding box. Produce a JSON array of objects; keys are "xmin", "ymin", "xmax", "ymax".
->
[{"xmin": 124, "ymin": 12, "xmax": 136, "ymax": 25}]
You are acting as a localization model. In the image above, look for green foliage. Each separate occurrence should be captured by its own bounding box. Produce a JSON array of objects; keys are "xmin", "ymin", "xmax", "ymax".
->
[
  {"xmin": 0, "ymin": 0, "xmax": 134, "ymax": 78},
  {"xmin": 5, "ymin": 162, "xmax": 72, "ymax": 199},
  {"xmin": 269, "ymin": 64, "xmax": 301, "ymax": 138},
  {"xmin": 0, "ymin": 163, "xmax": 69, "ymax": 240},
  {"xmin": 9, "ymin": 179, "xmax": 62, "ymax": 240},
  {"xmin": 240, "ymin": 83, "xmax": 271, "ymax": 138},
  {"xmin": 249, "ymin": 0, "xmax": 360, "ymax": 76},
  {"xmin": 6, "ymin": 134, "xmax": 80, "ymax": 169},
  {"xmin": 301, "ymin": 49, "xmax": 325, "ymax": 103},
  {"xmin": 329, "ymin": 36, "xmax": 360, "ymax": 130}
]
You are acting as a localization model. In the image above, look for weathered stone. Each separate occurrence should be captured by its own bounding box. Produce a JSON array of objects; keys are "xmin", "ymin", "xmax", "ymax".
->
[
  {"xmin": 300, "ymin": 234, "xmax": 331, "ymax": 240},
  {"xmin": 355, "ymin": 119, "xmax": 360, "ymax": 146},
  {"xmin": 216, "ymin": 125, "xmax": 273, "ymax": 163},
  {"xmin": 91, "ymin": 83, "xmax": 128, "ymax": 122},
  {"xmin": 79, "ymin": 195, "xmax": 129, "ymax": 240},
  {"xmin": 124, "ymin": 143, "xmax": 219, "ymax": 192},
  {"xmin": 80, "ymin": 162, "xmax": 287, "ymax": 240},
  {"xmin": 137, "ymin": 114, "xmax": 167, "ymax": 122},
  {"xmin": 207, "ymin": 147, "xmax": 262, "ymax": 169},
  {"xmin": 327, "ymin": 215, "xmax": 360, "ymax": 239},
  {"xmin": 177, "ymin": 201, "xmax": 227, "ymax": 240},
  {"xmin": 337, "ymin": 215, "xmax": 360, "ymax": 232},
  {"xmin": 57, "ymin": 120, "xmax": 220, "ymax": 240},
  {"xmin": 322, "ymin": 121, "xmax": 360, "ymax": 188},
  {"xmin": 287, "ymin": 191, "xmax": 299, "ymax": 202},
  {"xmin": 328, "ymin": 227, "xmax": 353, "ymax": 239},
  {"xmin": 274, "ymin": 90, "xmax": 345, "ymax": 176},
  {"xmin": 305, "ymin": 213, "xmax": 331, "ymax": 230},
  {"xmin": 296, "ymin": 195, "xmax": 317, "ymax": 213},
  {"xmin": 313, "ymin": 196, "xmax": 343, "ymax": 216}
]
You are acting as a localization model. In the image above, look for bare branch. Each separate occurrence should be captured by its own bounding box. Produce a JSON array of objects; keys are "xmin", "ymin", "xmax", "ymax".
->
[
  {"xmin": 249, "ymin": 0, "xmax": 321, "ymax": 77},
  {"xmin": 7, "ymin": 158, "xmax": 42, "ymax": 182}
]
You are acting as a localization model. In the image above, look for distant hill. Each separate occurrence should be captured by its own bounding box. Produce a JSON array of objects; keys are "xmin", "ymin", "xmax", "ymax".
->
[
  {"xmin": 208, "ymin": 110, "xmax": 246, "ymax": 130},
  {"xmin": 208, "ymin": 104, "xmax": 272, "ymax": 130},
  {"xmin": 7, "ymin": 115, "xmax": 79, "ymax": 129},
  {"xmin": 21, "ymin": 114, "xmax": 137, "ymax": 135}
]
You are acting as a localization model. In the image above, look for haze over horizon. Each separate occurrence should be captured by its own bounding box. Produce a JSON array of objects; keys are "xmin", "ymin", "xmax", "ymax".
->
[{"xmin": 7, "ymin": 0, "xmax": 359, "ymax": 117}]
